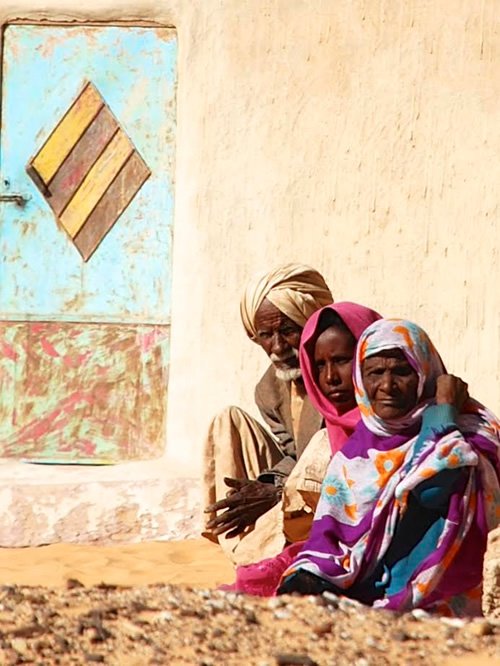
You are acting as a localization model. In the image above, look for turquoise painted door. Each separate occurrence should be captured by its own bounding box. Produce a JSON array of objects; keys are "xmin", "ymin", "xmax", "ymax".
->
[{"xmin": 0, "ymin": 25, "xmax": 177, "ymax": 462}]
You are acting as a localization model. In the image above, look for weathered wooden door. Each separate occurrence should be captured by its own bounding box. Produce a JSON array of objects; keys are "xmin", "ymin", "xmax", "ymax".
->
[{"xmin": 0, "ymin": 25, "xmax": 176, "ymax": 462}]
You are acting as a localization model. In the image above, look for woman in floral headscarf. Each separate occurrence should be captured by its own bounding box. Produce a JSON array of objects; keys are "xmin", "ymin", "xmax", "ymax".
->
[{"xmin": 278, "ymin": 319, "xmax": 500, "ymax": 615}]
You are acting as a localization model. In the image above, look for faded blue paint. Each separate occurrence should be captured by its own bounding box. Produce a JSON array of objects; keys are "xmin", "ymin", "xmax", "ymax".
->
[{"xmin": 0, "ymin": 26, "xmax": 176, "ymax": 324}]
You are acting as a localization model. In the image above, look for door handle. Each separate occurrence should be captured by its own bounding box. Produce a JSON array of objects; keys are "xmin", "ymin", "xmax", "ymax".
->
[{"xmin": 0, "ymin": 194, "xmax": 29, "ymax": 207}]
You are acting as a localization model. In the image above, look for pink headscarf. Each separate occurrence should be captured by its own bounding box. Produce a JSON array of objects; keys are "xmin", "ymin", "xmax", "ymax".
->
[{"xmin": 299, "ymin": 302, "xmax": 382, "ymax": 454}]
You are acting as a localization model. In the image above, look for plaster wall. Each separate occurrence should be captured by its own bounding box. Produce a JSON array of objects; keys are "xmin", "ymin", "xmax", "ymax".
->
[{"xmin": 1, "ymin": 0, "xmax": 499, "ymax": 484}]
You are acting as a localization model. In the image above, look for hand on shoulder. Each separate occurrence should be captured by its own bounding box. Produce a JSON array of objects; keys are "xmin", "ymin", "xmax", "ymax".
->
[{"xmin": 435, "ymin": 374, "xmax": 469, "ymax": 411}]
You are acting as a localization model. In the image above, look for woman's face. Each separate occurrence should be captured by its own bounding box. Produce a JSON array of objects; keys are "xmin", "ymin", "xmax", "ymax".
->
[
  {"xmin": 314, "ymin": 326, "xmax": 357, "ymax": 414},
  {"xmin": 361, "ymin": 349, "xmax": 419, "ymax": 419}
]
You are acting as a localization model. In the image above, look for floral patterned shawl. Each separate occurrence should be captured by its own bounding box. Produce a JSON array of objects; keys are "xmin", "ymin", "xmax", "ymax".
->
[{"xmin": 284, "ymin": 319, "xmax": 500, "ymax": 614}]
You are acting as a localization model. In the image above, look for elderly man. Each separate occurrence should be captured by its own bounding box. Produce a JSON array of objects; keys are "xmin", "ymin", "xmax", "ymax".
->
[{"xmin": 203, "ymin": 263, "xmax": 333, "ymax": 564}]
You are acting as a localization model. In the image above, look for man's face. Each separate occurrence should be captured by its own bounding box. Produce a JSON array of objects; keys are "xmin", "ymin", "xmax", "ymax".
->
[{"xmin": 254, "ymin": 299, "xmax": 302, "ymax": 379}]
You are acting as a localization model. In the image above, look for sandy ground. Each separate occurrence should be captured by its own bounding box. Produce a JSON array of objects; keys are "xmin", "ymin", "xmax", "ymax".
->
[
  {"xmin": 0, "ymin": 539, "xmax": 497, "ymax": 666},
  {"xmin": 0, "ymin": 539, "xmax": 234, "ymax": 589}
]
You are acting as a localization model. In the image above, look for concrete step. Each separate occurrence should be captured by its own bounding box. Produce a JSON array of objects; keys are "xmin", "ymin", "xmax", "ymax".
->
[{"xmin": 0, "ymin": 459, "xmax": 202, "ymax": 547}]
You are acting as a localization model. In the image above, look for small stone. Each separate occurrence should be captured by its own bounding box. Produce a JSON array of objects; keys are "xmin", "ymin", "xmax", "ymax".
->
[
  {"xmin": 468, "ymin": 619, "xmax": 495, "ymax": 636},
  {"xmin": 120, "ymin": 620, "xmax": 143, "ymax": 640},
  {"xmin": 224, "ymin": 592, "xmax": 239, "ymax": 604},
  {"xmin": 66, "ymin": 578, "xmax": 85, "ymax": 590},
  {"xmin": 91, "ymin": 626, "xmax": 112, "ymax": 643},
  {"xmin": 321, "ymin": 591, "xmax": 340, "ymax": 608},
  {"xmin": 274, "ymin": 610, "xmax": 292, "ymax": 620},
  {"xmin": 339, "ymin": 598, "xmax": 362, "ymax": 612},
  {"xmin": 354, "ymin": 659, "xmax": 369, "ymax": 666},
  {"xmin": 11, "ymin": 623, "xmax": 45, "ymax": 638},
  {"xmin": 275, "ymin": 654, "xmax": 319, "ymax": 666},
  {"xmin": 244, "ymin": 609, "xmax": 259, "ymax": 624},
  {"xmin": 440, "ymin": 617, "xmax": 466, "ymax": 629},
  {"xmin": 193, "ymin": 627, "xmax": 207, "ymax": 638},
  {"xmin": 53, "ymin": 634, "xmax": 71, "ymax": 652},
  {"xmin": 166, "ymin": 596, "xmax": 181, "ymax": 608},
  {"xmin": 411, "ymin": 608, "xmax": 431, "ymax": 621},
  {"xmin": 339, "ymin": 631, "xmax": 351, "ymax": 640},
  {"xmin": 312, "ymin": 621, "xmax": 333, "ymax": 637},
  {"xmin": 95, "ymin": 582, "xmax": 119, "ymax": 591},
  {"xmin": 268, "ymin": 597, "xmax": 286, "ymax": 609},
  {"xmin": 392, "ymin": 630, "xmax": 411, "ymax": 642},
  {"xmin": 205, "ymin": 599, "xmax": 226, "ymax": 612},
  {"xmin": 156, "ymin": 610, "xmax": 173, "ymax": 622},
  {"xmin": 365, "ymin": 636, "xmax": 384, "ymax": 651},
  {"xmin": 10, "ymin": 638, "xmax": 29, "ymax": 655}
]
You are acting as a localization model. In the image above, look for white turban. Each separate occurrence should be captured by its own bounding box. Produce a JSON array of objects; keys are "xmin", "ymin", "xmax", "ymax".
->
[{"xmin": 240, "ymin": 263, "xmax": 334, "ymax": 341}]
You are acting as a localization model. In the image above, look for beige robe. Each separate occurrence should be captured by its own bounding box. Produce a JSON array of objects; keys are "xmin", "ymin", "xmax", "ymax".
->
[{"xmin": 203, "ymin": 365, "xmax": 329, "ymax": 565}]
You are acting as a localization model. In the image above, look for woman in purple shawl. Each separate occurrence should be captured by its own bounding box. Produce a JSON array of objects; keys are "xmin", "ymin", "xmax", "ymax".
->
[{"xmin": 278, "ymin": 319, "xmax": 500, "ymax": 615}]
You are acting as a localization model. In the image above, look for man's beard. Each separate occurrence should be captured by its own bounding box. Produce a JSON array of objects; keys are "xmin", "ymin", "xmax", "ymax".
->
[
  {"xmin": 275, "ymin": 367, "xmax": 302, "ymax": 381},
  {"xmin": 270, "ymin": 349, "xmax": 302, "ymax": 382}
]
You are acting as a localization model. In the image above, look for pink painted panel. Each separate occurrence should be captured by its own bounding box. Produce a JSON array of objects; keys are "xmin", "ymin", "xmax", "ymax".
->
[{"xmin": 0, "ymin": 322, "xmax": 169, "ymax": 462}]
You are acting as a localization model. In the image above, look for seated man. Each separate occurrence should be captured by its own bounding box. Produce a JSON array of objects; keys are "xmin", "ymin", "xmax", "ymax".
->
[{"xmin": 203, "ymin": 263, "xmax": 333, "ymax": 564}]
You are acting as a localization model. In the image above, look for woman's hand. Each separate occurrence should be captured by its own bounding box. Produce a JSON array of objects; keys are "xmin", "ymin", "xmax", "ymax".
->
[{"xmin": 435, "ymin": 374, "xmax": 469, "ymax": 411}]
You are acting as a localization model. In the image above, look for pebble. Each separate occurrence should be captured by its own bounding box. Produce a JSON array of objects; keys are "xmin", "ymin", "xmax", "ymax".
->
[
  {"xmin": 339, "ymin": 598, "xmax": 362, "ymax": 611},
  {"xmin": 193, "ymin": 627, "xmax": 207, "ymax": 638},
  {"xmin": 268, "ymin": 597, "xmax": 287, "ymax": 609},
  {"xmin": 166, "ymin": 596, "xmax": 180, "ymax": 608},
  {"xmin": 468, "ymin": 619, "xmax": 495, "ymax": 637},
  {"xmin": 155, "ymin": 610, "xmax": 173, "ymax": 622},
  {"xmin": 10, "ymin": 638, "xmax": 29, "ymax": 655},
  {"xmin": 118, "ymin": 620, "xmax": 142, "ymax": 639},
  {"xmin": 354, "ymin": 658, "xmax": 369, "ymax": 666},
  {"xmin": 205, "ymin": 599, "xmax": 227, "ymax": 612},
  {"xmin": 312, "ymin": 620, "xmax": 333, "ymax": 637},
  {"xmin": 66, "ymin": 578, "xmax": 85, "ymax": 590},
  {"xmin": 224, "ymin": 592, "xmax": 241, "ymax": 604},
  {"xmin": 411, "ymin": 608, "xmax": 431, "ymax": 621},
  {"xmin": 244, "ymin": 609, "xmax": 259, "ymax": 624},
  {"xmin": 321, "ymin": 591, "xmax": 340, "ymax": 608},
  {"xmin": 0, "ymin": 582, "xmax": 496, "ymax": 665},
  {"xmin": 275, "ymin": 654, "xmax": 319, "ymax": 666},
  {"xmin": 365, "ymin": 636, "xmax": 385, "ymax": 651},
  {"xmin": 440, "ymin": 617, "xmax": 466, "ymax": 629},
  {"xmin": 274, "ymin": 610, "xmax": 292, "ymax": 620}
]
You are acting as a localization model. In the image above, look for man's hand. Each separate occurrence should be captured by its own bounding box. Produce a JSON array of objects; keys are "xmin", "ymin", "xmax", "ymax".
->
[
  {"xmin": 436, "ymin": 374, "xmax": 469, "ymax": 411},
  {"xmin": 204, "ymin": 477, "xmax": 281, "ymax": 539}
]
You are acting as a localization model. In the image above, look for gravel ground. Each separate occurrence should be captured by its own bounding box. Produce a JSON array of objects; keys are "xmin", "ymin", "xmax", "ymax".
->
[{"xmin": 0, "ymin": 583, "xmax": 498, "ymax": 665}]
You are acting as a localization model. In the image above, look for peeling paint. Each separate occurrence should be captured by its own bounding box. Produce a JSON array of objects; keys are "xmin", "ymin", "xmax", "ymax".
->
[{"xmin": 0, "ymin": 322, "xmax": 170, "ymax": 461}]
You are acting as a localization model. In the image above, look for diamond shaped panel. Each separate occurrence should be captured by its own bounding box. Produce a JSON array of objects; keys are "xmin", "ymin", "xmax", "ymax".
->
[{"xmin": 27, "ymin": 81, "xmax": 151, "ymax": 261}]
